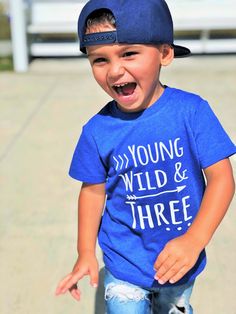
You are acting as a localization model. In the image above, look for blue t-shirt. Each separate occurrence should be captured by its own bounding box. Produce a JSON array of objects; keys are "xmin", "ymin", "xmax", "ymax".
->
[{"xmin": 69, "ymin": 87, "xmax": 236, "ymax": 287}]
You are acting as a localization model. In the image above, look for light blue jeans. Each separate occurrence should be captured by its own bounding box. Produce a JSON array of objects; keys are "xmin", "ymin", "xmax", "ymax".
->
[{"xmin": 104, "ymin": 269, "xmax": 195, "ymax": 314}]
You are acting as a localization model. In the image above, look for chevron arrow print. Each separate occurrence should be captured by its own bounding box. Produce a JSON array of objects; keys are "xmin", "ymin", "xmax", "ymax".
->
[{"xmin": 113, "ymin": 154, "xmax": 129, "ymax": 171}]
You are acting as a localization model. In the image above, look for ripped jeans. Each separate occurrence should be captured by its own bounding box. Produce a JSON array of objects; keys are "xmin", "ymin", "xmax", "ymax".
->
[{"xmin": 104, "ymin": 269, "xmax": 195, "ymax": 314}]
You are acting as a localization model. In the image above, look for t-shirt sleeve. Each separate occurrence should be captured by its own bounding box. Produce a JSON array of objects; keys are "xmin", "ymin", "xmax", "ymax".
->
[
  {"xmin": 193, "ymin": 100, "xmax": 236, "ymax": 169},
  {"xmin": 69, "ymin": 126, "xmax": 107, "ymax": 183}
]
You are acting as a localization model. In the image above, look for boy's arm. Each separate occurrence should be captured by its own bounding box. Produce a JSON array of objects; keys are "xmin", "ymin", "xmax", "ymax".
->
[
  {"xmin": 154, "ymin": 158, "xmax": 235, "ymax": 285},
  {"xmin": 55, "ymin": 182, "xmax": 106, "ymax": 301}
]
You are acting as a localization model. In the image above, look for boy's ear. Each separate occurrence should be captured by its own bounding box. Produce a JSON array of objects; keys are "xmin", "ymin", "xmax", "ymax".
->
[{"xmin": 160, "ymin": 44, "xmax": 174, "ymax": 66}]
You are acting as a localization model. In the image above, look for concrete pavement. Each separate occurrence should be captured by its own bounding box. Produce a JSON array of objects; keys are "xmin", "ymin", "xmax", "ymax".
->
[{"xmin": 0, "ymin": 55, "xmax": 236, "ymax": 314}]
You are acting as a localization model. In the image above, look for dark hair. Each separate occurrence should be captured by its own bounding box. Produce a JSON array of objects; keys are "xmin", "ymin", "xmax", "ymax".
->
[{"xmin": 85, "ymin": 9, "xmax": 116, "ymax": 34}]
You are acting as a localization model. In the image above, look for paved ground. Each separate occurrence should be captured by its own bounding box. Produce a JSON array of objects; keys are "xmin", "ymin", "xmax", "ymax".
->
[{"xmin": 0, "ymin": 55, "xmax": 236, "ymax": 314}]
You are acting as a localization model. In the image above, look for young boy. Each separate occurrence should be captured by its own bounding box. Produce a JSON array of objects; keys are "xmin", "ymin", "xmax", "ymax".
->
[{"xmin": 56, "ymin": 0, "xmax": 236, "ymax": 313}]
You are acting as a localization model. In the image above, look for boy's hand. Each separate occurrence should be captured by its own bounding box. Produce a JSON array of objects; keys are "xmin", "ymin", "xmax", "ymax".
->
[
  {"xmin": 153, "ymin": 234, "xmax": 203, "ymax": 285},
  {"xmin": 55, "ymin": 252, "xmax": 99, "ymax": 301}
]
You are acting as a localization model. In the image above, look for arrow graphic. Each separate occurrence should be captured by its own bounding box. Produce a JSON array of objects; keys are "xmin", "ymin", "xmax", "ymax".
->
[
  {"xmin": 113, "ymin": 154, "xmax": 129, "ymax": 170},
  {"xmin": 126, "ymin": 185, "xmax": 186, "ymax": 200}
]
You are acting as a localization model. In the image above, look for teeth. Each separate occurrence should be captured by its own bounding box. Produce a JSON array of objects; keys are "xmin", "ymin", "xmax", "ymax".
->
[{"xmin": 114, "ymin": 83, "xmax": 128, "ymax": 88}]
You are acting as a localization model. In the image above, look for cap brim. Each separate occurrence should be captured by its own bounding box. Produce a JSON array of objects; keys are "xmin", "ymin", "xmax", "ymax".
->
[{"xmin": 173, "ymin": 44, "xmax": 191, "ymax": 58}]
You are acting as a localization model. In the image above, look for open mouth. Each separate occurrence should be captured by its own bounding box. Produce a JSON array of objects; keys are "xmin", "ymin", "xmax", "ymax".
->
[{"xmin": 113, "ymin": 83, "xmax": 137, "ymax": 96}]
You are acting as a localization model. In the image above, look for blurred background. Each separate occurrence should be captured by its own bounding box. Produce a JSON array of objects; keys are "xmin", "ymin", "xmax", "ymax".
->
[
  {"xmin": 0, "ymin": 1, "xmax": 236, "ymax": 314},
  {"xmin": 1, "ymin": 0, "xmax": 236, "ymax": 71}
]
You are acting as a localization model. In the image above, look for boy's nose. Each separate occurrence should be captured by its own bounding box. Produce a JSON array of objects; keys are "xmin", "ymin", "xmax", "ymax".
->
[{"xmin": 108, "ymin": 61, "xmax": 125, "ymax": 81}]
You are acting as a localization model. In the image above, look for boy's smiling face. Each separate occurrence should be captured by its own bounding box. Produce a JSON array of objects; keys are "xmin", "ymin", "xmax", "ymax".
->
[{"xmin": 87, "ymin": 39, "xmax": 174, "ymax": 113}]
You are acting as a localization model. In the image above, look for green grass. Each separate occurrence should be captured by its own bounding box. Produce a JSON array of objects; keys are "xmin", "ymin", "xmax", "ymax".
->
[
  {"xmin": 0, "ymin": 10, "xmax": 11, "ymax": 40},
  {"xmin": 0, "ymin": 7, "xmax": 13, "ymax": 71},
  {"xmin": 0, "ymin": 56, "xmax": 13, "ymax": 71}
]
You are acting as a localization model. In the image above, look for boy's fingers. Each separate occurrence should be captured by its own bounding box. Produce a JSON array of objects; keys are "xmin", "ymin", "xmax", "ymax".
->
[
  {"xmin": 154, "ymin": 256, "xmax": 177, "ymax": 280},
  {"xmin": 69, "ymin": 284, "xmax": 81, "ymax": 301},
  {"xmin": 169, "ymin": 266, "xmax": 188, "ymax": 284},
  {"xmin": 155, "ymin": 261, "xmax": 184, "ymax": 284},
  {"xmin": 56, "ymin": 268, "xmax": 87, "ymax": 295},
  {"xmin": 55, "ymin": 261, "xmax": 99, "ymax": 297},
  {"xmin": 61, "ymin": 269, "xmax": 87, "ymax": 293},
  {"xmin": 55, "ymin": 273, "xmax": 73, "ymax": 295},
  {"xmin": 89, "ymin": 268, "xmax": 99, "ymax": 288},
  {"xmin": 154, "ymin": 250, "xmax": 169, "ymax": 270}
]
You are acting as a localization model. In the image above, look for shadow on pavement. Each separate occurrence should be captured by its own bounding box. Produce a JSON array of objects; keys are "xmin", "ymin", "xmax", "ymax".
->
[{"xmin": 95, "ymin": 268, "xmax": 105, "ymax": 314}]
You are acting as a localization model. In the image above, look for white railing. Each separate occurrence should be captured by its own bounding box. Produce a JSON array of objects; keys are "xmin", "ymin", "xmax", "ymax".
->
[
  {"xmin": 10, "ymin": 0, "xmax": 236, "ymax": 72},
  {"xmin": 167, "ymin": 0, "xmax": 236, "ymax": 53},
  {"xmin": 27, "ymin": 1, "xmax": 85, "ymax": 57}
]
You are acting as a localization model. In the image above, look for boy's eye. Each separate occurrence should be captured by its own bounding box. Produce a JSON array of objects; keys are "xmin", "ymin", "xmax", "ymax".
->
[
  {"xmin": 93, "ymin": 57, "xmax": 107, "ymax": 64},
  {"xmin": 123, "ymin": 51, "xmax": 138, "ymax": 58}
]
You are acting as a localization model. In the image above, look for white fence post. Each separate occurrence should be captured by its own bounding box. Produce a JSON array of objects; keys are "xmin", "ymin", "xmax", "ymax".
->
[{"xmin": 9, "ymin": 0, "xmax": 28, "ymax": 72}]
